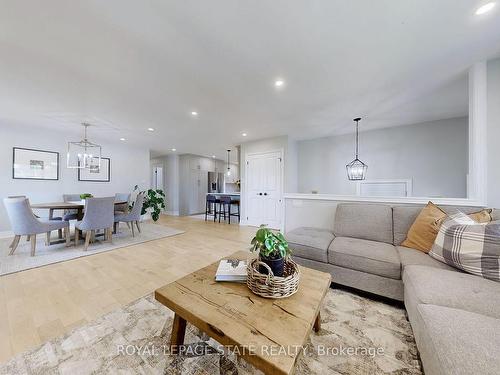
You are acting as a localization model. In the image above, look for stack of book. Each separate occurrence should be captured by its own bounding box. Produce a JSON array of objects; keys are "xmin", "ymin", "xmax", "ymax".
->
[{"xmin": 215, "ymin": 259, "xmax": 247, "ymax": 282}]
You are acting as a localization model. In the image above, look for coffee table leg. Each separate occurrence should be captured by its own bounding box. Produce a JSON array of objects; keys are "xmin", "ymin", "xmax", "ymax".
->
[
  {"xmin": 170, "ymin": 313, "xmax": 187, "ymax": 354},
  {"xmin": 313, "ymin": 311, "xmax": 321, "ymax": 332}
]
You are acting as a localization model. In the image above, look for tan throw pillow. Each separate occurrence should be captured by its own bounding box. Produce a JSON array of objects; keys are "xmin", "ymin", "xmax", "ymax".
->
[
  {"xmin": 401, "ymin": 202, "xmax": 447, "ymax": 253},
  {"xmin": 468, "ymin": 209, "xmax": 492, "ymax": 223}
]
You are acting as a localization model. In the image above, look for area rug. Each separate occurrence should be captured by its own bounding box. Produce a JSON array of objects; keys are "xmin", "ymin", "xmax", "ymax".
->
[
  {"xmin": 0, "ymin": 223, "xmax": 184, "ymax": 275},
  {"xmin": 0, "ymin": 288, "xmax": 422, "ymax": 375}
]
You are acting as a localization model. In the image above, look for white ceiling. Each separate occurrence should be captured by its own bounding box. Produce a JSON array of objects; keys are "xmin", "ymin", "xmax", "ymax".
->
[{"xmin": 0, "ymin": 1, "xmax": 499, "ymax": 160}]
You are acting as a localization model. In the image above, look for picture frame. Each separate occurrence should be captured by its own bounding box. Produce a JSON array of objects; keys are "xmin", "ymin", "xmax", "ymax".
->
[
  {"xmin": 12, "ymin": 147, "xmax": 59, "ymax": 180},
  {"xmin": 78, "ymin": 157, "xmax": 111, "ymax": 182}
]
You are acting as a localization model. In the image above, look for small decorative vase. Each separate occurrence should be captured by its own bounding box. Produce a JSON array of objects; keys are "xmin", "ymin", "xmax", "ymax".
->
[{"xmin": 259, "ymin": 255, "xmax": 285, "ymax": 277}]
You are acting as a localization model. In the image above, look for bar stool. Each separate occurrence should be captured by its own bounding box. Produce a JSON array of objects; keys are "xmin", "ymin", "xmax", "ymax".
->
[
  {"xmin": 205, "ymin": 195, "xmax": 220, "ymax": 222},
  {"xmin": 219, "ymin": 196, "xmax": 240, "ymax": 224}
]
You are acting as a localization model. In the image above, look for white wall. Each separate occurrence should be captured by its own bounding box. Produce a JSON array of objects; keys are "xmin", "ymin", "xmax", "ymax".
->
[
  {"xmin": 0, "ymin": 124, "xmax": 150, "ymax": 232},
  {"xmin": 297, "ymin": 117, "xmax": 468, "ymax": 198},
  {"xmin": 487, "ymin": 58, "xmax": 500, "ymax": 208}
]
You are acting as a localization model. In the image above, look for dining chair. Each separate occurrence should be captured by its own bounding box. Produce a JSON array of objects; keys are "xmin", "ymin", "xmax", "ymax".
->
[
  {"xmin": 114, "ymin": 193, "xmax": 144, "ymax": 237},
  {"xmin": 62, "ymin": 194, "xmax": 82, "ymax": 221},
  {"xmin": 3, "ymin": 197, "xmax": 70, "ymax": 256},
  {"xmin": 75, "ymin": 197, "xmax": 115, "ymax": 251},
  {"xmin": 6, "ymin": 195, "xmax": 64, "ymax": 243},
  {"xmin": 114, "ymin": 193, "xmax": 130, "ymax": 212}
]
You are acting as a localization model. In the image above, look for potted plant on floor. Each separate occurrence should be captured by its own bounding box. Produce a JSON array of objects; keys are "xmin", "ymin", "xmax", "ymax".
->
[
  {"xmin": 142, "ymin": 189, "xmax": 166, "ymax": 221},
  {"xmin": 250, "ymin": 225, "xmax": 291, "ymax": 277},
  {"xmin": 131, "ymin": 185, "xmax": 166, "ymax": 222}
]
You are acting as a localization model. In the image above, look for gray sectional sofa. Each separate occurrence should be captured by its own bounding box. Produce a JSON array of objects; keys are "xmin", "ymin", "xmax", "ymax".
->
[{"xmin": 287, "ymin": 202, "xmax": 500, "ymax": 375}]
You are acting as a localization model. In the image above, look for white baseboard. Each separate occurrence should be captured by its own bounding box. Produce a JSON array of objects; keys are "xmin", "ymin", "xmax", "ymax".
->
[
  {"xmin": 0, "ymin": 230, "xmax": 13, "ymax": 239},
  {"xmin": 165, "ymin": 211, "xmax": 179, "ymax": 216}
]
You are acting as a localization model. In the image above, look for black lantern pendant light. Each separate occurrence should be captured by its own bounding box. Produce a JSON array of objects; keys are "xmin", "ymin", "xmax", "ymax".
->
[
  {"xmin": 226, "ymin": 149, "xmax": 231, "ymax": 176},
  {"xmin": 346, "ymin": 117, "xmax": 368, "ymax": 180}
]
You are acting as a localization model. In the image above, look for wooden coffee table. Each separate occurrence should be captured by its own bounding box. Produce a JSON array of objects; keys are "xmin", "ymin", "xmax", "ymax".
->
[{"xmin": 154, "ymin": 251, "xmax": 332, "ymax": 375}]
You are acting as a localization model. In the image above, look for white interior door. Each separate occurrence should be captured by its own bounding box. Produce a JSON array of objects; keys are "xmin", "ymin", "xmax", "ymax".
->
[
  {"xmin": 153, "ymin": 166, "xmax": 163, "ymax": 191},
  {"xmin": 245, "ymin": 151, "xmax": 283, "ymax": 229}
]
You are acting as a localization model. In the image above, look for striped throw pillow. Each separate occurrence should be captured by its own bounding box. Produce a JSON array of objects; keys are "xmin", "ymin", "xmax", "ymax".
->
[{"xmin": 429, "ymin": 212, "xmax": 500, "ymax": 282}]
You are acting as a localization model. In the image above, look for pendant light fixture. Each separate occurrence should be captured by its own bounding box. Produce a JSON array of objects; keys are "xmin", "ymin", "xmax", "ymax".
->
[
  {"xmin": 226, "ymin": 149, "xmax": 231, "ymax": 176},
  {"xmin": 67, "ymin": 123, "xmax": 102, "ymax": 169},
  {"xmin": 346, "ymin": 117, "xmax": 368, "ymax": 180}
]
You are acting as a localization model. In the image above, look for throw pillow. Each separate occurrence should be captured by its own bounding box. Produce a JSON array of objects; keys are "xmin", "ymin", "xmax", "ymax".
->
[
  {"xmin": 429, "ymin": 212, "xmax": 500, "ymax": 282},
  {"xmin": 401, "ymin": 201, "xmax": 447, "ymax": 253},
  {"xmin": 469, "ymin": 208, "xmax": 492, "ymax": 223}
]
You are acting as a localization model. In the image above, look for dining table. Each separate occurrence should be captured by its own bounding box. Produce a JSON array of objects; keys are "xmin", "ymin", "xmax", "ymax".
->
[
  {"xmin": 31, "ymin": 200, "xmax": 128, "ymax": 221},
  {"xmin": 30, "ymin": 200, "xmax": 128, "ymax": 244}
]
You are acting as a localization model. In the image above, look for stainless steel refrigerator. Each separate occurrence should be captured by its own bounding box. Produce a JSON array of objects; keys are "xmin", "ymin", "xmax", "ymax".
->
[{"xmin": 208, "ymin": 172, "xmax": 225, "ymax": 193}]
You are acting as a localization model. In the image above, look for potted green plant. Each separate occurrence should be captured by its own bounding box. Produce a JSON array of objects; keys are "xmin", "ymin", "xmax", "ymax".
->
[
  {"xmin": 79, "ymin": 193, "xmax": 93, "ymax": 200},
  {"xmin": 131, "ymin": 185, "xmax": 166, "ymax": 222},
  {"xmin": 250, "ymin": 225, "xmax": 291, "ymax": 277},
  {"xmin": 141, "ymin": 189, "xmax": 166, "ymax": 221}
]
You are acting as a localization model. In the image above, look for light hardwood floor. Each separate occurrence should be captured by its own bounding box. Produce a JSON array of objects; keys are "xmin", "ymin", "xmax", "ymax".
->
[{"xmin": 0, "ymin": 215, "xmax": 256, "ymax": 363}]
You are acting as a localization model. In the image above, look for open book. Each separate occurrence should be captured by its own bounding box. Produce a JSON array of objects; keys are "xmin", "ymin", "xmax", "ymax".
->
[{"xmin": 215, "ymin": 259, "xmax": 247, "ymax": 282}]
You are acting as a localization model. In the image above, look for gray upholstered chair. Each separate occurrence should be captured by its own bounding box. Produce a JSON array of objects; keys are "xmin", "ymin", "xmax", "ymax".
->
[
  {"xmin": 3, "ymin": 197, "xmax": 70, "ymax": 256},
  {"xmin": 63, "ymin": 194, "xmax": 82, "ymax": 221},
  {"xmin": 114, "ymin": 193, "xmax": 131, "ymax": 229},
  {"xmin": 75, "ymin": 197, "xmax": 115, "ymax": 250},
  {"xmin": 114, "ymin": 193, "xmax": 144, "ymax": 237}
]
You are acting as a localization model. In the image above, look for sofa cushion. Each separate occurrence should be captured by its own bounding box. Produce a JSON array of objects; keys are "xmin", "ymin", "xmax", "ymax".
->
[
  {"xmin": 492, "ymin": 209, "xmax": 500, "ymax": 221},
  {"xmin": 392, "ymin": 204, "xmax": 486, "ymax": 246},
  {"xmin": 401, "ymin": 202, "xmax": 447, "ymax": 253},
  {"xmin": 333, "ymin": 203, "xmax": 393, "ymax": 244},
  {"xmin": 392, "ymin": 205, "xmax": 424, "ymax": 245},
  {"xmin": 429, "ymin": 212, "xmax": 500, "ymax": 281},
  {"xmin": 397, "ymin": 246, "xmax": 458, "ymax": 273},
  {"xmin": 403, "ymin": 265, "xmax": 500, "ymax": 319},
  {"xmin": 286, "ymin": 227, "xmax": 334, "ymax": 263},
  {"xmin": 415, "ymin": 304, "xmax": 500, "ymax": 375},
  {"xmin": 328, "ymin": 237, "xmax": 401, "ymax": 279}
]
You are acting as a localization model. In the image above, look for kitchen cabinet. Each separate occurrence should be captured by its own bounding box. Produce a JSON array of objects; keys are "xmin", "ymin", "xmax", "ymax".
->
[{"xmin": 188, "ymin": 170, "xmax": 208, "ymax": 214}]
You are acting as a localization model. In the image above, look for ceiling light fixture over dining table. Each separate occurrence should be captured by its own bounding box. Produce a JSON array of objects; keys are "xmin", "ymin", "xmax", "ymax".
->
[{"xmin": 67, "ymin": 123, "xmax": 102, "ymax": 171}]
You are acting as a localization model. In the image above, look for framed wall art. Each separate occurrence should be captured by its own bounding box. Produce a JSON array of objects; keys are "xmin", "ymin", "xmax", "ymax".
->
[
  {"xmin": 78, "ymin": 157, "xmax": 111, "ymax": 182},
  {"xmin": 12, "ymin": 147, "xmax": 59, "ymax": 180}
]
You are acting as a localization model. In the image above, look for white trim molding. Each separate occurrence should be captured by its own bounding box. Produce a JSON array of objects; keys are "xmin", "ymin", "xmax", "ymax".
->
[
  {"xmin": 468, "ymin": 62, "xmax": 488, "ymax": 205},
  {"xmin": 355, "ymin": 179, "xmax": 413, "ymax": 197},
  {"xmin": 283, "ymin": 193, "xmax": 484, "ymax": 207}
]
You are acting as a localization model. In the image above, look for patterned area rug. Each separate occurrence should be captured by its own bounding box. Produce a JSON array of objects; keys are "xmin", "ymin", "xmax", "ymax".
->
[
  {"xmin": 0, "ymin": 288, "xmax": 422, "ymax": 374},
  {"xmin": 0, "ymin": 223, "xmax": 184, "ymax": 275}
]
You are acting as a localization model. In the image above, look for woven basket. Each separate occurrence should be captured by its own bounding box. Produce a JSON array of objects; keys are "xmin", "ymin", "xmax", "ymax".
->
[{"xmin": 246, "ymin": 257, "xmax": 300, "ymax": 299}]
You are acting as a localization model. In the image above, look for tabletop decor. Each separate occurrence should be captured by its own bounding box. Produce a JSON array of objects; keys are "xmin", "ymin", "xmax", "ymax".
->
[
  {"xmin": 12, "ymin": 147, "xmax": 59, "ymax": 180},
  {"xmin": 250, "ymin": 224, "xmax": 290, "ymax": 276},
  {"xmin": 247, "ymin": 225, "xmax": 300, "ymax": 298}
]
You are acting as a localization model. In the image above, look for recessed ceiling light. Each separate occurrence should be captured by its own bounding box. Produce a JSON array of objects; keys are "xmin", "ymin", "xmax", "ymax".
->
[
  {"xmin": 274, "ymin": 79, "xmax": 285, "ymax": 87},
  {"xmin": 476, "ymin": 2, "xmax": 496, "ymax": 14},
  {"xmin": 120, "ymin": 137, "xmax": 126, "ymax": 141},
  {"xmin": 212, "ymin": 155, "xmax": 216, "ymax": 158},
  {"xmin": 147, "ymin": 127, "xmax": 155, "ymax": 132},
  {"xmin": 191, "ymin": 111, "xmax": 198, "ymax": 116},
  {"xmin": 171, "ymin": 148, "xmax": 176, "ymax": 152},
  {"xmin": 242, "ymin": 132, "xmax": 248, "ymax": 137}
]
